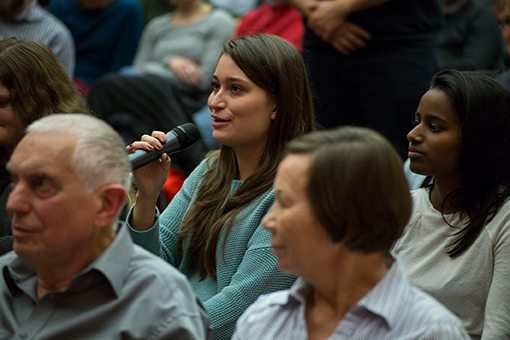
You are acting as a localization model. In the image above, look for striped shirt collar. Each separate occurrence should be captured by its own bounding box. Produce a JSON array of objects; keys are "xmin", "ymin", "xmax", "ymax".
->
[
  {"xmin": 283, "ymin": 258, "xmax": 411, "ymax": 330},
  {"xmin": 10, "ymin": 0, "xmax": 44, "ymax": 23}
]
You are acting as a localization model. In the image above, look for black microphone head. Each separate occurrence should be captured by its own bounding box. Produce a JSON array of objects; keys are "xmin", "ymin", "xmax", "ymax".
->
[{"xmin": 172, "ymin": 123, "xmax": 200, "ymax": 149}]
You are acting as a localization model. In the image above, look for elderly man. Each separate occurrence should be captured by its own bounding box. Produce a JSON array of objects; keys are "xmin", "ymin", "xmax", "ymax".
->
[
  {"xmin": 0, "ymin": 0, "xmax": 75, "ymax": 78},
  {"xmin": 0, "ymin": 114, "xmax": 210, "ymax": 339}
]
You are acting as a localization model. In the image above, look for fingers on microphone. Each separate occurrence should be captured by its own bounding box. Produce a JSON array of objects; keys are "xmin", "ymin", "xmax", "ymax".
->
[
  {"xmin": 151, "ymin": 131, "xmax": 167, "ymax": 143},
  {"xmin": 140, "ymin": 134, "xmax": 164, "ymax": 149},
  {"xmin": 129, "ymin": 141, "xmax": 155, "ymax": 152}
]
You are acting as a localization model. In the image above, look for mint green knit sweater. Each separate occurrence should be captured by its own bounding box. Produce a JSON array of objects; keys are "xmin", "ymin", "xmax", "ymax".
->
[{"xmin": 128, "ymin": 159, "xmax": 296, "ymax": 340}]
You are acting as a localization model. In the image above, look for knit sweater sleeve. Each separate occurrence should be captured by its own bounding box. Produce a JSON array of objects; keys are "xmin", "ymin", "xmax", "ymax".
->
[
  {"xmin": 127, "ymin": 160, "xmax": 209, "ymax": 265},
  {"xmin": 203, "ymin": 196, "xmax": 297, "ymax": 340}
]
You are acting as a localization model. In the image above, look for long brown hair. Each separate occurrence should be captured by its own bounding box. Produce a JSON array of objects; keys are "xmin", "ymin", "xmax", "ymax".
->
[
  {"xmin": 421, "ymin": 70, "xmax": 510, "ymax": 257},
  {"xmin": 179, "ymin": 34, "xmax": 317, "ymax": 279},
  {"xmin": 0, "ymin": 38, "xmax": 88, "ymax": 163}
]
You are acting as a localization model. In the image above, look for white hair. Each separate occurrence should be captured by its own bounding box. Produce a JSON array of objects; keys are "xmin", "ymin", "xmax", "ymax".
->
[{"xmin": 26, "ymin": 114, "xmax": 131, "ymax": 193}]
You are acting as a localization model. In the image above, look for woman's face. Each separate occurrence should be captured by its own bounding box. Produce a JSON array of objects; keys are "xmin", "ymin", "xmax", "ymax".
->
[
  {"xmin": 262, "ymin": 154, "xmax": 340, "ymax": 279},
  {"xmin": 208, "ymin": 55, "xmax": 276, "ymax": 155},
  {"xmin": 407, "ymin": 88, "xmax": 462, "ymax": 182},
  {"xmin": 0, "ymin": 81, "xmax": 20, "ymax": 152}
]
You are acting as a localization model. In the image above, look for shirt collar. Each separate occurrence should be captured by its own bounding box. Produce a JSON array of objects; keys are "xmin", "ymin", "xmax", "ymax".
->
[
  {"xmin": 288, "ymin": 277, "xmax": 312, "ymax": 305},
  {"xmin": 2, "ymin": 253, "xmax": 36, "ymax": 298},
  {"xmin": 355, "ymin": 259, "xmax": 410, "ymax": 329},
  {"xmin": 78, "ymin": 223, "xmax": 133, "ymax": 297},
  {"xmin": 2, "ymin": 222, "xmax": 133, "ymax": 299},
  {"xmin": 278, "ymin": 258, "xmax": 411, "ymax": 330},
  {"xmin": 11, "ymin": 0, "xmax": 44, "ymax": 23}
]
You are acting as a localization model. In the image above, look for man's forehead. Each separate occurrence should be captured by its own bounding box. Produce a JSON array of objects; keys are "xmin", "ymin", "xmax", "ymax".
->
[{"xmin": 8, "ymin": 132, "xmax": 76, "ymax": 174}]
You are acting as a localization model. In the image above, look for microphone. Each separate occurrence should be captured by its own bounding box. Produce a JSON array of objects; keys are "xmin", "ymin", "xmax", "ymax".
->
[{"xmin": 128, "ymin": 123, "xmax": 200, "ymax": 170}]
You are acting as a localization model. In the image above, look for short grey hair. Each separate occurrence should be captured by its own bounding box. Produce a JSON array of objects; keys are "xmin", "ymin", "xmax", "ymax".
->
[{"xmin": 26, "ymin": 114, "xmax": 131, "ymax": 193}]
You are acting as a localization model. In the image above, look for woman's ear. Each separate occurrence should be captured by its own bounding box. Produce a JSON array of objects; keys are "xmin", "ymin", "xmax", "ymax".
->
[{"xmin": 271, "ymin": 101, "xmax": 277, "ymax": 120}]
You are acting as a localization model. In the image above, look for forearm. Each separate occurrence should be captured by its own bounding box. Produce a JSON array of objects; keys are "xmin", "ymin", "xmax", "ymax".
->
[
  {"xmin": 130, "ymin": 192, "xmax": 159, "ymax": 231},
  {"xmin": 287, "ymin": 0, "xmax": 392, "ymax": 17}
]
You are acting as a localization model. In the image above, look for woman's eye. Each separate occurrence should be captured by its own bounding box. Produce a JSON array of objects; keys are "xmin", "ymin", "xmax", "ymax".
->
[
  {"xmin": 429, "ymin": 125, "xmax": 442, "ymax": 133},
  {"xmin": 231, "ymin": 85, "xmax": 242, "ymax": 93},
  {"xmin": 211, "ymin": 82, "xmax": 219, "ymax": 91},
  {"xmin": 411, "ymin": 119, "xmax": 420, "ymax": 126}
]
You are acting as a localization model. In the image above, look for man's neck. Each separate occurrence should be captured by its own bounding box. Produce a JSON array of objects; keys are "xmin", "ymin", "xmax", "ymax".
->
[{"xmin": 33, "ymin": 228, "xmax": 116, "ymax": 300}]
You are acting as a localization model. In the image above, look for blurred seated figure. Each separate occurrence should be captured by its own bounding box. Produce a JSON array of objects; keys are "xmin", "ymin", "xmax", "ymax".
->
[
  {"xmin": 88, "ymin": 0, "xmax": 234, "ymax": 173},
  {"xmin": 50, "ymin": 0, "xmax": 143, "ymax": 95},
  {"xmin": 0, "ymin": 114, "xmax": 211, "ymax": 340},
  {"xmin": 0, "ymin": 0, "xmax": 75, "ymax": 77},
  {"xmin": 495, "ymin": 0, "xmax": 510, "ymax": 88},
  {"xmin": 0, "ymin": 38, "xmax": 88, "ymax": 255},
  {"xmin": 233, "ymin": 126, "xmax": 470, "ymax": 339},
  {"xmin": 235, "ymin": 0, "xmax": 304, "ymax": 51},
  {"xmin": 441, "ymin": 0, "xmax": 505, "ymax": 71}
]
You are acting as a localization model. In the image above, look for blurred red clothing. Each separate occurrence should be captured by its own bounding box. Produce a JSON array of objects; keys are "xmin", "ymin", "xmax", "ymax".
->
[{"xmin": 235, "ymin": 4, "xmax": 304, "ymax": 51}]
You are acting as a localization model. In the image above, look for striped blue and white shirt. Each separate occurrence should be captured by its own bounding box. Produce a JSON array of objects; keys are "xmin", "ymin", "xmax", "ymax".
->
[
  {"xmin": 233, "ymin": 260, "xmax": 470, "ymax": 339},
  {"xmin": 0, "ymin": 0, "xmax": 75, "ymax": 77}
]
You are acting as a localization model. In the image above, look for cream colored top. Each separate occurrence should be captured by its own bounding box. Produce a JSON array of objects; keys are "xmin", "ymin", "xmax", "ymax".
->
[{"xmin": 393, "ymin": 188, "xmax": 510, "ymax": 340}]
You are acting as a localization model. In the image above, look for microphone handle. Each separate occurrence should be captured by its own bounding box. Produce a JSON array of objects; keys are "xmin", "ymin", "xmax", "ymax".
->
[{"xmin": 129, "ymin": 130, "xmax": 181, "ymax": 170}]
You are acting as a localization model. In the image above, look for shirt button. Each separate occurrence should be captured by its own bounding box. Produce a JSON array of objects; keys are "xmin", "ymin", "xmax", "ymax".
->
[{"xmin": 19, "ymin": 332, "xmax": 27, "ymax": 339}]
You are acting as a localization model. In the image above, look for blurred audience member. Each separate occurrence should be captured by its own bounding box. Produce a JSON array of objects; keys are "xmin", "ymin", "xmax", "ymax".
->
[
  {"xmin": 88, "ymin": 0, "xmax": 234, "ymax": 173},
  {"xmin": 0, "ymin": 0, "xmax": 75, "ymax": 77},
  {"xmin": 0, "ymin": 114, "xmax": 211, "ymax": 340},
  {"xmin": 440, "ymin": 0, "xmax": 504, "ymax": 71},
  {"xmin": 233, "ymin": 127, "xmax": 469, "ymax": 339},
  {"xmin": 235, "ymin": 0, "xmax": 304, "ymax": 51},
  {"xmin": 287, "ymin": 0, "xmax": 443, "ymax": 158},
  {"xmin": 50, "ymin": 0, "xmax": 143, "ymax": 96},
  {"xmin": 0, "ymin": 38, "xmax": 88, "ymax": 255}
]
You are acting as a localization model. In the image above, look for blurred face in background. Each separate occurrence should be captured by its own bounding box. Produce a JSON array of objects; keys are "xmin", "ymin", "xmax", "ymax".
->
[
  {"xmin": 73, "ymin": 0, "xmax": 115, "ymax": 9},
  {"xmin": 0, "ymin": 81, "xmax": 23, "ymax": 164},
  {"xmin": 502, "ymin": 1, "xmax": 510, "ymax": 55},
  {"xmin": 0, "ymin": 0, "xmax": 28, "ymax": 17}
]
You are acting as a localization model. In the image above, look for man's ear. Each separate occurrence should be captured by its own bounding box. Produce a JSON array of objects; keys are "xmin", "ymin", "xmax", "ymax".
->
[{"xmin": 94, "ymin": 184, "xmax": 126, "ymax": 228}]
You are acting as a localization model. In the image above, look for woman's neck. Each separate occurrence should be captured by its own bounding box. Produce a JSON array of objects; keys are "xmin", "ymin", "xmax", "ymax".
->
[
  {"xmin": 233, "ymin": 145, "xmax": 265, "ymax": 181},
  {"xmin": 429, "ymin": 175, "xmax": 463, "ymax": 214},
  {"xmin": 235, "ymin": 153, "xmax": 260, "ymax": 182},
  {"xmin": 304, "ymin": 252, "xmax": 388, "ymax": 339},
  {"xmin": 171, "ymin": 1, "xmax": 212, "ymax": 25}
]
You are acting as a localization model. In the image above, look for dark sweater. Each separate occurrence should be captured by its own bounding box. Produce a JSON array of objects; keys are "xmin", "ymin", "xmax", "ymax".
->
[{"xmin": 0, "ymin": 169, "xmax": 13, "ymax": 256}]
